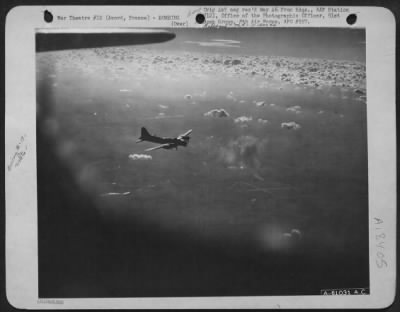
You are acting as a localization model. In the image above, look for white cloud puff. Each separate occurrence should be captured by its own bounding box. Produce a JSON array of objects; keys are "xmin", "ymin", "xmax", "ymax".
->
[
  {"xmin": 234, "ymin": 116, "xmax": 253, "ymax": 123},
  {"xmin": 100, "ymin": 192, "xmax": 131, "ymax": 197},
  {"xmin": 212, "ymin": 39, "xmax": 241, "ymax": 44},
  {"xmin": 185, "ymin": 41, "xmax": 240, "ymax": 48},
  {"xmin": 257, "ymin": 118, "xmax": 269, "ymax": 124},
  {"xmin": 218, "ymin": 136, "xmax": 268, "ymax": 169},
  {"xmin": 129, "ymin": 154, "xmax": 152, "ymax": 160},
  {"xmin": 291, "ymin": 228, "xmax": 302, "ymax": 239},
  {"xmin": 226, "ymin": 91, "xmax": 236, "ymax": 101},
  {"xmin": 281, "ymin": 121, "xmax": 301, "ymax": 130},
  {"xmin": 286, "ymin": 105, "xmax": 302, "ymax": 113},
  {"xmin": 204, "ymin": 108, "xmax": 230, "ymax": 118}
]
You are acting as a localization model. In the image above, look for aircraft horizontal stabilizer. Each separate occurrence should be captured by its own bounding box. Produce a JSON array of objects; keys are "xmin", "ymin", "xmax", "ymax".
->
[{"xmin": 36, "ymin": 28, "xmax": 176, "ymax": 52}]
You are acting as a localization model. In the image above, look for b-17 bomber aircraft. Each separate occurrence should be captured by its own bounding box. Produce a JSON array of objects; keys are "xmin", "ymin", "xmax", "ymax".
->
[{"xmin": 136, "ymin": 127, "xmax": 193, "ymax": 151}]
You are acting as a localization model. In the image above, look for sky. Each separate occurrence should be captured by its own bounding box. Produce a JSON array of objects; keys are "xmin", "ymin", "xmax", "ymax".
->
[{"xmin": 152, "ymin": 28, "xmax": 366, "ymax": 62}]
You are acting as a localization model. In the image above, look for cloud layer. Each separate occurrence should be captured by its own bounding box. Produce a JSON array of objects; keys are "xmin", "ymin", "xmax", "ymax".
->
[{"xmin": 185, "ymin": 40, "xmax": 240, "ymax": 48}]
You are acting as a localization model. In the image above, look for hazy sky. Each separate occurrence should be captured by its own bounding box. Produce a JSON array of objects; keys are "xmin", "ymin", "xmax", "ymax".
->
[{"xmin": 152, "ymin": 28, "xmax": 365, "ymax": 62}]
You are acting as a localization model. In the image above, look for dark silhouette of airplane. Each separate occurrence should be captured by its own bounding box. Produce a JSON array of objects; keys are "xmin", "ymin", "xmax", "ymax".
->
[{"xmin": 136, "ymin": 127, "xmax": 192, "ymax": 151}]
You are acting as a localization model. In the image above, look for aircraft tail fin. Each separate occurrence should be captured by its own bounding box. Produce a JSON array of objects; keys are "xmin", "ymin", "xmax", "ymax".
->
[
  {"xmin": 141, "ymin": 127, "xmax": 151, "ymax": 138},
  {"xmin": 137, "ymin": 127, "xmax": 152, "ymax": 143}
]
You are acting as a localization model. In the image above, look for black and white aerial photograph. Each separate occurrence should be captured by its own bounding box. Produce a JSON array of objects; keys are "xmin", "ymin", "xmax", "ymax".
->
[{"xmin": 36, "ymin": 27, "xmax": 369, "ymax": 298}]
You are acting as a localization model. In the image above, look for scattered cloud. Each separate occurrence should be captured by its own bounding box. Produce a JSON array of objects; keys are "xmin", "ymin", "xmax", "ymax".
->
[
  {"xmin": 100, "ymin": 192, "xmax": 131, "ymax": 197},
  {"xmin": 129, "ymin": 154, "xmax": 152, "ymax": 160},
  {"xmin": 234, "ymin": 116, "xmax": 253, "ymax": 123},
  {"xmin": 257, "ymin": 118, "xmax": 269, "ymax": 124},
  {"xmin": 226, "ymin": 91, "xmax": 237, "ymax": 101},
  {"xmin": 212, "ymin": 39, "xmax": 241, "ymax": 44},
  {"xmin": 219, "ymin": 136, "xmax": 268, "ymax": 169},
  {"xmin": 185, "ymin": 41, "xmax": 240, "ymax": 48},
  {"xmin": 291, "ymin": 228, "xmax": 302, "ymax": 238},
  {"xmin": 282, "ymin": 228, "xmax": 303, "ymax": 246},
  {"xmin": 145, "ymin": 114, "xmax": 184, "ymax": 120},
  {"xmin": 281, "ymin": 121, "xmax": 301, "ymax": 130},
  {"xmin": 204, "ymin": 108, "xmax": 230, "ymax": 118},
  {"xmin": 194, "ymin": 90, "xmax": 207, "ymax": 97},
  {"xmin": 286, "ymin": 105, "xmax": 302, "ymax": 113}
]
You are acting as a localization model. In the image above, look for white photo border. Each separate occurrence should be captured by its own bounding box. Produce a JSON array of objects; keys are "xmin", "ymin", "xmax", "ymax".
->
[{"xmin": 5, "ymin": 5, "xmax": 396, "ymax": 309}]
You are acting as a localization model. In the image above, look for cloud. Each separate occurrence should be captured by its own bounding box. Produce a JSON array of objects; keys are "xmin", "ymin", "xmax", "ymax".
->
[
  {"xmin": 234, "ymin": 116, "xmax": 253, "ymax": 123},
  {"xmin": 282, "ymin": 228, "xmax": 303, "ymax": 247},
  {"xmin": 204, "ymin": 108, "xmax": 230, "ymax": 118},
  {"xmin": 145, "ymin": 114, "xmax": 184, "ymax": 120},
  {"xmin": 218, "ymin": 136, "xmax": 268, "ymax": 169},
  {"xmin": 194, "ymin": 90, "xmax": 207, "ymax": 97},
  {"xmin": 291, "ymin": 228, "xmax": 302, "ymax": 238},
  {"xmin": 286, "ymin": 105, "xmax": 302, "ymax": 113},
  {"xmin": 257, "ymin": 118, "xmax": 269, "ymax": 124},
  {"xmin": 226, "ymin": 91, "xmax": 236, "ymax": 101},
  {"xmin": 129, "ymin": 154, "xmax": 152, "ymax": 160},
  {"xmin": 212, "ymin": 39, "xmax": 241, "ymax": 44},
  {"xmin": 281, "ymin": 121, "xmax": 301, "ymax": 130},
  {"xmin": 185, "ymin": 41, "xmax": 240, "ymax": 48},
  {"xmin": 100, "ymin": 192, "xmax": 131, "ymax": 197}
]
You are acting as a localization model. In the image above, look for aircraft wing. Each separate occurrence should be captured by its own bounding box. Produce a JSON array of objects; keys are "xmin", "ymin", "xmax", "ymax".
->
[
  {"xmin": 36, "ymin": 28, "xmax": 175, "ymax": 52},
  {"xmin": 145, "ymin": 143, "xmax": 172, "ymax": 152},
  {"xmin": 178, "ymin": 129, "xmax": 193, "ymax": 139}
]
